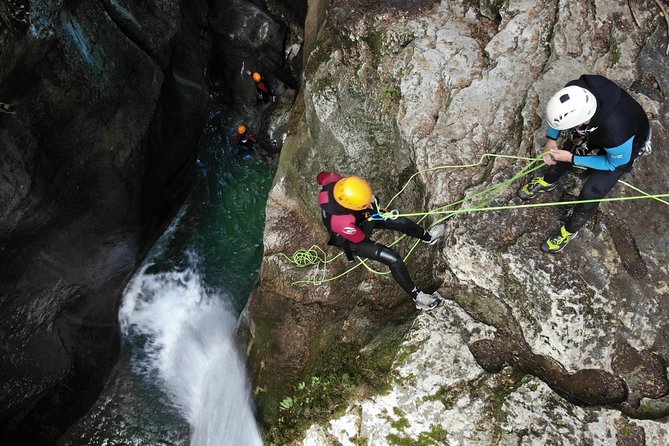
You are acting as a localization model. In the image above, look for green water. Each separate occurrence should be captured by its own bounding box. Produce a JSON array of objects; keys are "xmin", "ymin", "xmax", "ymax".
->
[
  {"xmin": 151, "ymin": 114, "xmax": 276, "ymax": 313},
  {"xmin": 186, "ymin": 154, "xmax": 273, "ymax": 310}
]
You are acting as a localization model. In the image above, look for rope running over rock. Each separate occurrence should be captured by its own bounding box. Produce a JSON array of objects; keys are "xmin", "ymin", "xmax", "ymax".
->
[{"xmin": 281, "ymin": 153, "xmax": 668, "ymax": 286}]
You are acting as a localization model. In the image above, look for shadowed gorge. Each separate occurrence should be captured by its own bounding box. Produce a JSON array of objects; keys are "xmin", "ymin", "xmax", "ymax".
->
[
  {"xmin": 0, "ymin": 1, "xmax": 210, "ymax": 442},
  {"xmin": 0, "ymin": 0, "xmax": 306, "ymax": 443}
]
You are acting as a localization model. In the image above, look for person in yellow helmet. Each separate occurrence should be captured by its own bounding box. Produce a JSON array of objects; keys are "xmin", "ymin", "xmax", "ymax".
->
[
  {"xmin": 246, "ymin": 70, "xmax": 275, "ymax": 103},
  {"xmin": 317, "ymin": 172, "xmax": 445, "ymax": 311}
]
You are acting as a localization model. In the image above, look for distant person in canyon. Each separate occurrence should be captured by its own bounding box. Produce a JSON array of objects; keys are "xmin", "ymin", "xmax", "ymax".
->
[
  {"xmin": 317, "ymin": 172, "xmax": 445, "ymax": 311},
  {"xmin": 517, "ymin": 74, "xmax": 651, "ymax": 254},
  {"xmin": 246, "ymin": 70, "xmax": 275, "ymax": 103},
  {"xmin": 233, "ymin": 124, "xmax": 257, "ymax": 154}
]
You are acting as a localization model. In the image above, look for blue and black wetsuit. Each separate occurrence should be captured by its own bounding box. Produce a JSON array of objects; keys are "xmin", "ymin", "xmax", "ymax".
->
[{"xmin": 544, "ymin": 75, "xmax": 650, "ymax": 232}]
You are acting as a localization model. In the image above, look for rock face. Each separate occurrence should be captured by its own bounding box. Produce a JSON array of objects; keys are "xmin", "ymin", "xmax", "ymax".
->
[
  {"xmin": 243, "ymin": 0, "xmax": 669, "ymax": 443},
  {"xmin": 0, "ymin": 1, "xmax": 209, "ymax": 443}
]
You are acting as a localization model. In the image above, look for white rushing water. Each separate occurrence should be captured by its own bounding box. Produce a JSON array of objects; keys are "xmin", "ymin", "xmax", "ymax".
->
[{"xmin": 119, "ymin": 261, "xmax": 263, "ymax": 446}]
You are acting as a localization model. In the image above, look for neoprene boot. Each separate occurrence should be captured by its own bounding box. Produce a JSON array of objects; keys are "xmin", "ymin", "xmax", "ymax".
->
[{"xmin": 414, "ymin": 291, "xmax": 443, "ymax": 311}]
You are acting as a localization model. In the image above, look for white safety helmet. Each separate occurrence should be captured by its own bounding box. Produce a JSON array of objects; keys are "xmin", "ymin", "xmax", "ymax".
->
[{"xmin": 545, "ymin": 86, "xmax": 597, "ymax": 130}]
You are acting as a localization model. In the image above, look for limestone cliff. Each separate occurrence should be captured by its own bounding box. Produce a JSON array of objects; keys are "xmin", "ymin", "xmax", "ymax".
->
[{"xmin": 243, "ymin": 0, "xmax": 669, "ymax": 443}]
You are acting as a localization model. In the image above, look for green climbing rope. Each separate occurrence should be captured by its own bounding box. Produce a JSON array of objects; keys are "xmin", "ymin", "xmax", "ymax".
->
[
  {"xmin": 283, "ymin": 153, "xmax": 669, "ymax": 286},
  {"xmin": 278, "ymin": 245, "xmax": 333, "ymax": 268},
  {"xmin": 377, "ymin": 193, "xmax": 669, "ymax": 220}
]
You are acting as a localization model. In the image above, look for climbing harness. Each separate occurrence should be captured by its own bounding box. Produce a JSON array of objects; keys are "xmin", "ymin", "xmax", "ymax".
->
[{"xmin": 367, "ymin": 205, "xmax": 400, "ymax": 222}]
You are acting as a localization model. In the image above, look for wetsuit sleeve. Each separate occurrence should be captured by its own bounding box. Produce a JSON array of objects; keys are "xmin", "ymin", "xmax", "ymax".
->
[
  {"xmin": 246, "ymin": 133, "xmax": 257, "ymax": 142},
  {"xmin": 546, "ymin": 127, "xmax": 560, "ymax": 140},
  {"xmin": 573, "ymin": 136, "xmax": 634, "ymax": 171},
  {"xmin": 317, "ymin": 172, "xmax": 342, "ymax": 186},
  {"xmin": 234, "ymin": 135, "xmax": 241, "ymax": 145},
  {"xmin": 330, "ymin": 214, "xmax": 366, "ymax": 243}
]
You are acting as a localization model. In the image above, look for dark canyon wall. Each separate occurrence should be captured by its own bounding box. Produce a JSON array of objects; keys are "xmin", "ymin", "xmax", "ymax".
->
[{"xmin": 0, "ymin": 0, "xmax": 209, "ymax": 443}]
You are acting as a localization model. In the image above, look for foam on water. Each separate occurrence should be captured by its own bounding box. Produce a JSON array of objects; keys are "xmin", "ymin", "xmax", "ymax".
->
[{"xmin": 119, "ymin": 260, "xmax": 262, "ymax": 446}]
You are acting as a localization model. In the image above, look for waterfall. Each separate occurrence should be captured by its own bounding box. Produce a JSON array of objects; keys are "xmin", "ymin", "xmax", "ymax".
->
[{"xmin": 119, "ymin": 258, "xmax": 263, "ymax": 446}]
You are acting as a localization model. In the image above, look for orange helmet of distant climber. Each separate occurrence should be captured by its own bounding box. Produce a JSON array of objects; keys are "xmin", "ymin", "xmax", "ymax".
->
[
  {"xmin": 252, "ymin": 72, "xmax": 262, "ymax": 82},
  {"xmin": 237, "ymin": 125, "xmax": 247, "ymax": 134},
  {"xmin": 333, "ymin": 176, "xmax": 374, "ymax": 211}
]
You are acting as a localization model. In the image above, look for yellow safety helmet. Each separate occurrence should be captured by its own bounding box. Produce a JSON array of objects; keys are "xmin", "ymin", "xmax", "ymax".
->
[
  {"xmin": 237, "ymin": 125, "xmax": 247, "ymax": 134},
  {"xmin": 252, "ymin": 72, "xmax": 262, "ymax": 82},
  {"xmin": 333, "ymin": 176, "xmax": 373, "ymax": 211}
]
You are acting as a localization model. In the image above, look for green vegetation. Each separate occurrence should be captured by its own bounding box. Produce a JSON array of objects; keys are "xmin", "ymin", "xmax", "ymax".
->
[
  {"xmin": 390, "ymin": 407, "xmax": 410, "ymax": 431},
  {"xmin": 263, "ymin": 317, "xmax": 410, "ymax": 445},
  {"xmin": 382, "ymin": 84, "xmax": 400, "ymax": 101},
  {"xmin": 349, "ymin": 434, "xmax": 368, "ymax": 445},
  {"xmin": 0, "ymin": 102, "xmax": 15, "ymax": 114},
  {"xmin": 608, "ymin": 28, "xmax": 621, "ymax": 67},
  {"xmin": 266, "ymin": 373, "xmax": 357, "ymax": 445},
  {"xmin": 365, "ymin": 29, "xmax": 386, "ymax": 67},
  {"xmin": 621, "ymin": 426, "xmax": 635, "ymax": 436},
  {"xmin": 247, "ymin": 319, "xmax": 289, "ymax": 430},
  {"xmin": 386, "ymin": 424, "xmax": 449, "ymax": 445}
]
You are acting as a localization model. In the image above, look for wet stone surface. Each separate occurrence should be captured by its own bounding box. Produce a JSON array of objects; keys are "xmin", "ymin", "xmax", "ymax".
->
[
  {"xmin": 602, "ymin": 212, "xmax": 648, "ymax": 280},
  {"xmin": 612, "ymin": 341, "xmax": 669, "ymax": 408}
]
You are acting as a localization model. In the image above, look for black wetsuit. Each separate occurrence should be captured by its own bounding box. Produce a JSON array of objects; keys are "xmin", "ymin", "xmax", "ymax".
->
[
  {"xmin": 234, "ymin": 132, "xmax": 257, "ymax": 150},
  {"xmin": 544, "ymin": 75, "xmax": 650, "ymax": 232},
  {"xmin": 255, "ymin": 80, "xmax": 274, "ymax": 103}
]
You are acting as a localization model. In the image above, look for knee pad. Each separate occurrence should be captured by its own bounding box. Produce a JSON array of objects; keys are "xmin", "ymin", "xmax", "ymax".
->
[{"xmin": 376, "ymin": 246, "xmax": 402, "ymax": 267}]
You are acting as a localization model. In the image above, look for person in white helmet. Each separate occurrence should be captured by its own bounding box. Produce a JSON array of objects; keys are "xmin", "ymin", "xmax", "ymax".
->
[{"xmin": 518, "ymin": 75, "xmax": 651, "ymax": 253}]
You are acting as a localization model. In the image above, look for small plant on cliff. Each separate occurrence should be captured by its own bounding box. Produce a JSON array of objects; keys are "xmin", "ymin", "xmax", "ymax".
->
[
  {"xmin": 382, "ymin": 84, "xmax": 400, "ymax": 101},
  {"xmin": 386, "ymin": 424, "xmax": 449, "ymax": 445},
  {"xmin": 0, "ymin": 102, "xmax": 16, "ymax": 114},
  {"xmin": 389, "ymin": 406, "xmax": 410, "ymax": 431},
  {"xmin": 622, "ymin": 427, "xmax": 635, "ymax": 436},
  {"xmin": 279, "ymin": 396, "xmax": 295, "ymax": 411},
  {"xmin": 608, "ymin": 28, "xmax": 622, "ymax": 67}
]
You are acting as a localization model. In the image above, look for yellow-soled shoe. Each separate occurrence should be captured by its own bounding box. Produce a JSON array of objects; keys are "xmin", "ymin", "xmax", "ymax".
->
[
  {"xmin": 518, "ymin": 176, "xmax": 557, "ymax": 200},
  {"xmin": 541, "ymin": 225, "xmax": 577, "ymax": 254}
]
